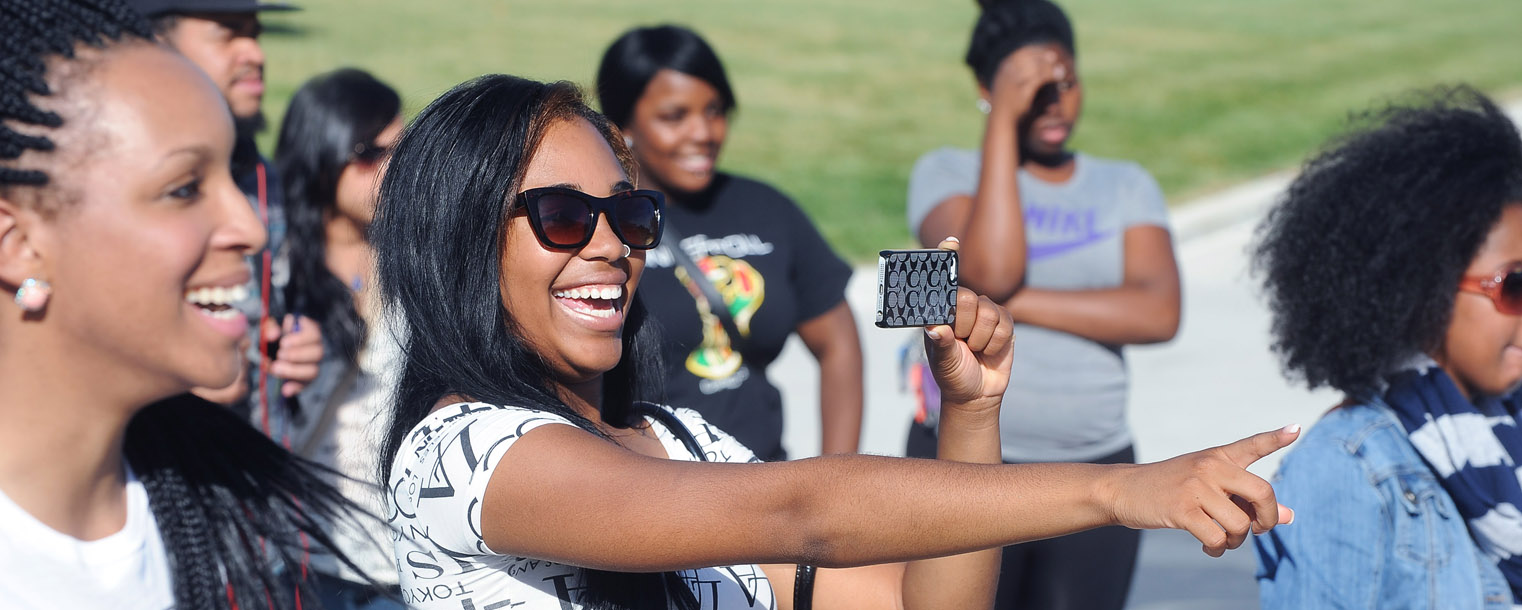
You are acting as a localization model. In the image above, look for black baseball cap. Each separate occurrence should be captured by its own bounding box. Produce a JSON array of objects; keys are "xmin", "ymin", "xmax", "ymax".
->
[{"xmin": 126, "ymin": 0, "xmax": 300, "ymax": 17}]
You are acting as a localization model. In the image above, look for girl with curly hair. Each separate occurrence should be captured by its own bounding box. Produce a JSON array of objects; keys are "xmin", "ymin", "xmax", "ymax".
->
[{"xmin": 1253, "ymin": 87, "xmax": 1522, "ymax": 608}]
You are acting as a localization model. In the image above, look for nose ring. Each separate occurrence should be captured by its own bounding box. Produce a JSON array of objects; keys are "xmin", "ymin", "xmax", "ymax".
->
[{"xmin": 620, "ymin": 244, "xmax": 632, "ymax": 259}]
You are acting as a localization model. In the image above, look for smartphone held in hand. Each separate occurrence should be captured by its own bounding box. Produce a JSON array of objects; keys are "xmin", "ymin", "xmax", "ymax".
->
[{"xmin": 876, "ymin": 248, "xmax": 958, "ymax": 328}]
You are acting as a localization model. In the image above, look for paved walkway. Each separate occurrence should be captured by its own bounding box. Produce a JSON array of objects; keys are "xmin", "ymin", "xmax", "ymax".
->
[{"xmin": 765, "ymin": 101, "xmax": 1522, "ymax": 609}]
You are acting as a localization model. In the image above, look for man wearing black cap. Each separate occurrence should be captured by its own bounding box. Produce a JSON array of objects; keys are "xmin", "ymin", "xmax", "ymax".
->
[{"xmin": 126, "ymin": 0, "xmax": 324, "ymax": 436}]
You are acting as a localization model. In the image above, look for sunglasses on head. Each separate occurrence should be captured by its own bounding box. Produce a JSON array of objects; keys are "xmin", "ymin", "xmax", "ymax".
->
[
  {"xmin": 1459, "ymin": 261, "xmax": 1522, "ymax": 315},
  {"xmin": 515, "ymin": 187, "xmax": 665, "ymax": 250}
]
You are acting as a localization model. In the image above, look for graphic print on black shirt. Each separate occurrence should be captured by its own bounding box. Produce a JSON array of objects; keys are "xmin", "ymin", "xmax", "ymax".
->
[{"xmin": 639, "ymin": 173, "xmax": 852, "ymax": 461}]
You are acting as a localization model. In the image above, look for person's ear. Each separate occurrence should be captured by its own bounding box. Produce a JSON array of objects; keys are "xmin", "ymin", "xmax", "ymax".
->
[{"xmin": 0, "ymin": 195, "xmax": 48, "ymax": 295}]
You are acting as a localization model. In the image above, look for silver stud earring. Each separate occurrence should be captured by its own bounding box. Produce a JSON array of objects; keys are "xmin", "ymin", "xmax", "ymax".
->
[
  {"xmin": 975, "ymin": 99, "xmax": 992, "ymax": 115},
  {"xmin": 14, "ymin": 278, "xmax": 51, "ymax": 312}
]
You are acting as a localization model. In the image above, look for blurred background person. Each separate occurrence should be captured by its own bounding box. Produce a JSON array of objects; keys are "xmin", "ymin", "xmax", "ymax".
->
[
  {"xmin": 595, "ymin": 24, "xmax": 863, "ymax": 461},
  {"xmin": 274, "ymin": 67, "xmax": 406, "ymax": 609},
  {"xmin": 905, "ymin": 0, "xmax": 1181, "ymax": 608},
  {"xmin": 0, "ymin": 1, "xmax": 377, "ymax": 607},
  {"xmin": 1254, "ymin": 87, "xmax": 1522, "ymax": 608},
  {"xmin": 128, "ymin": 0, "xmax": 326, "ymax": 442}
]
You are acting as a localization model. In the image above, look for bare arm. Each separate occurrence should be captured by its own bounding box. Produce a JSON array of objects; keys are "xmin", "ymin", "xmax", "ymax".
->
[
  {"xmin": 478, "ymin": 284, "xmax": 1293, "ymax": 574},
  {"xmin": 482, "ymin": 426, "xmax": 1292, "ymax": 572},
  {"xmin": 796, "ymin": 301, "xmax": 863, "ymax": 454},
  {"xmin": 917, "ymin": 47, "xmax": 1062, "ymax": 302},
  {"xmin": 1004, "ymin": 225, "xmax": 1181, "ymax": 345}
]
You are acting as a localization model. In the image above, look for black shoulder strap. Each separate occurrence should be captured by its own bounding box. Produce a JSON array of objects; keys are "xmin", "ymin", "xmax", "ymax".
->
[
  {"xmin": 634, "ymin": 401, "xmax": 708, "ymax": 462},
  {"xmin": 660, "ymin": 221, "xmax": 750, "ymax": 355},
  {"xmin": 632, "ymin": 401, "xmax": 814, "ymax": 609}
]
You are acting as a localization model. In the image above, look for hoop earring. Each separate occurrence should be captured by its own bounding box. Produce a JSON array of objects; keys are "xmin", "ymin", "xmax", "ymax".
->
[
  {"xmin": 975, "ymin": 99, "xmax": 992, "ymax": 115},
  {"xmin": 14, "ymin": 278, "xmax": 51, "ymax": 312},
  {"xmin": 620, "ymin": 244, "xmax": 632, "ymax": 259}
]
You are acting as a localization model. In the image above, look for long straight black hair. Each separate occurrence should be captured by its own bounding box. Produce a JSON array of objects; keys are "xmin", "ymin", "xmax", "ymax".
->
[
  {"xmin": 1, "ymin": 1, "xmax": 382, "ymax": 608},
  {"xmin": 275, "ymin": 68, "xmax": 401, "ymax": 363},
  {"xmin": 370, "ymin": 74, "xmax": 692, "ymax": 610}
]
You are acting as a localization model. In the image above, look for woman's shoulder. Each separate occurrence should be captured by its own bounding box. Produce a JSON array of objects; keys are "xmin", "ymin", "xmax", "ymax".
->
[
  {"xmin": 394, "ymin": 402, "xmax": 577, "ymax": 459},
  {"xmin": 1073, "ymin": 153, "xmax": 1157, "ymax": 185},
  {"xmin": 910, "ymin": 147, "xmax": 980, "ymax": 181},
  {"xmin": 1277, "ymin": 401, "xmax": 1427, "ymax": 485}
]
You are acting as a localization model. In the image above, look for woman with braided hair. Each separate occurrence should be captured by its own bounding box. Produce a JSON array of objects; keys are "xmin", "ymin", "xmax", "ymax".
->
[
  {"xmin": 0, "ymin": 0, "xmax": 383, "ymax": 608},
  {"xmin": 906, "ymin": 0, "xmax": 1181, "ymax": 607}
]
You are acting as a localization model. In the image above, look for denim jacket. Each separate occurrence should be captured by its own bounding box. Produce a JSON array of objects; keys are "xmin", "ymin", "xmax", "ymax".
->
[{"xmin": 1254, "ymin": 400, "xmax": 1513, "ymax": 609}]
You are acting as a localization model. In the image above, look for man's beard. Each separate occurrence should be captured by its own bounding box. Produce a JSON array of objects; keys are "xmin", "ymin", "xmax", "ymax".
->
[
  {"xmin": 234, "ymin": 111, "xmax": 266, "ymax": 142},
  {"xmin": 232, "ymin": 111, "xmax": 267, "ymax": 169}
]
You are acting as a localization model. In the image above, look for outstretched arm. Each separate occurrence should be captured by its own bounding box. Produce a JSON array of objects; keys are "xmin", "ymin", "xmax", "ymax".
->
[{"xmin": 477, "ymin": 279, "xmax": 1293, "ymax": 573}]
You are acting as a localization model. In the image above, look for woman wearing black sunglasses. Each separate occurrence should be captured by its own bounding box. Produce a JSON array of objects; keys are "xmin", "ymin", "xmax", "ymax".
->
[
  {"xmin": 273, "ymin": 67, "xmax": 408, "ymax": 608},
  {"xmin": 1254, "ymin": 87, "xmax": 1522, "ymax": 609},
  {"xmin": 370, "ymin": 73, "xmax": 1299, "ymax": 610}
]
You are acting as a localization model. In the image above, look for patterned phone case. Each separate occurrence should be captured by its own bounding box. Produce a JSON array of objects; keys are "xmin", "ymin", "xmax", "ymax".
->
[{"xmin": 875, "ymin": 249, "xmax": 958, "ymax": 328}]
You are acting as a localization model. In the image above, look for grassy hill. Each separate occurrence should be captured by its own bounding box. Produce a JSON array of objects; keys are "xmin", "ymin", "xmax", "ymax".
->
[{"xmin": 259, "ymin": 0, "xmax": 1522, "ymax": 261}]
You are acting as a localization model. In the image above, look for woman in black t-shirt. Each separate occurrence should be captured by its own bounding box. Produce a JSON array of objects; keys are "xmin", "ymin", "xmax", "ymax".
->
[{"xmin": 596, "ymin": 25, "xmax": 863, "ymax": 460}]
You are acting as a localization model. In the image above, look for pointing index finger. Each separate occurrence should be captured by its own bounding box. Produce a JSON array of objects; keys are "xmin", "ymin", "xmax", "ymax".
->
[{"xmin": 1221, "ymin": 424, "xmax": 1301, "ymax": 467}]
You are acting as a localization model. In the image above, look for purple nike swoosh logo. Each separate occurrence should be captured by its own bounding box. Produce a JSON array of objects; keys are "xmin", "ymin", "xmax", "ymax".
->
[{"xmin": 1028, "ymin": 231, "xmax": 1113, "ymax": 260}]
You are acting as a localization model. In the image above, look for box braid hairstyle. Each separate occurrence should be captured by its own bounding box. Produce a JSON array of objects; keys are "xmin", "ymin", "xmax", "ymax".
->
[
  {"xmin": 1, "ymin": 1, "xmax": 386, "ymax": 608},
  {"xmin": 964, "ymin": 0, "xmax": 1075, "ymax": 89}
]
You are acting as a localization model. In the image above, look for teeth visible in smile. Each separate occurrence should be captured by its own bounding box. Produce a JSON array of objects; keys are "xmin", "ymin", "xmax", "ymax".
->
[
  {"xmin": 552, "ymin": 286, "xmax": 623, "ymax": 301},
  {"xmin": 185, "ymin": 285, "xmax": 249, "ymax": 306}
]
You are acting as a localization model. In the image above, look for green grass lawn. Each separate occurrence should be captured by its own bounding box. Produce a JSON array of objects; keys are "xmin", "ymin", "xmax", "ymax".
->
[{"xmin": 260, "ymin": 0, "xmax": 1522, "ymax": 262}]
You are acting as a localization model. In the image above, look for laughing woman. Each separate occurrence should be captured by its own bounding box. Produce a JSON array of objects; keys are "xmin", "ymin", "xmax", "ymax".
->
[
  {"xmin": 373, "ymin": 74, "xmax": 1299, "ymax": 610},
  {"xmin": 0, "ymin": 1, "xmax": 376, "ymax": 608}
]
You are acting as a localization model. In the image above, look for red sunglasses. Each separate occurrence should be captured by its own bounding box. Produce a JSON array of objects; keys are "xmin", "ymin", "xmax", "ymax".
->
[{"xmin": 1459, "ymin": 262, "xmax": 1522, "ymax": 315}]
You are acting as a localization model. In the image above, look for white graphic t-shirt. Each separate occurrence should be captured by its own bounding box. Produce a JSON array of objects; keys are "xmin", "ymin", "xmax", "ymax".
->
[
  {"xmin": 0, "ymin": 465, "xmax": 173, "ymax": 610},
  {"xmin": 388, "ymin": 402, "xmax": 776, "ymax": 609}
]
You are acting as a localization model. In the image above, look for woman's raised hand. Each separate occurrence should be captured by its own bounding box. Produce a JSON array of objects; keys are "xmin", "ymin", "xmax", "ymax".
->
[
  {"xmin": 987, "ymin": 45, "xmax": 1063, "ymax": 119},
  {"xmin": 1101, "ymin": 425, "xmax": 1301, "ymax": 557},
  {"xmin": 922, "ymin": 238, "xmax": 1015, "ymax": 414}
]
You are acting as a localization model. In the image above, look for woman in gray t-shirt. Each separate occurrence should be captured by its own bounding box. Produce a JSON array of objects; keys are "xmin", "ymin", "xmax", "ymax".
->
[{"xmin": 905, "ymin": 1, "xmax": 1180, "ymax": 609}]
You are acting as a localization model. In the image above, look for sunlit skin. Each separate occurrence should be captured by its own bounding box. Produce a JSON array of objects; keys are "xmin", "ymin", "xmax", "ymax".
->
[
  {"xmin": 623, "ymin": 69, "xmax": 728, "ymax": 198},
  {"xmin": 161, "ymin": 12, "xmax": 266, "ymax": 121},
  {"xmin": 499, "ymin": 118, "xmax": 645, "ymax": 407},
  {"xmin": 1437, "ymin": 203, "xmax": 1522, "ymax": 400},
  {"xmin": 0, "ymin": 42, "xmax": 264, "ymax": 539}
]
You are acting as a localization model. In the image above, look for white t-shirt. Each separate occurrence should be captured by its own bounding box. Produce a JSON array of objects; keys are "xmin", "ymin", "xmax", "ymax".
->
[
  {"xmin": 387, "ymin": 402, "xmax": 776, "ymax": 609},
  {"xmin": 0, "ymin": 466, "xmax": 173, "ymax": 610}
]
